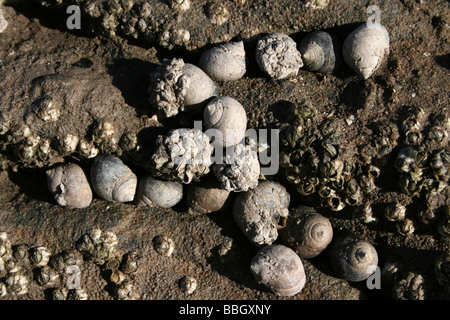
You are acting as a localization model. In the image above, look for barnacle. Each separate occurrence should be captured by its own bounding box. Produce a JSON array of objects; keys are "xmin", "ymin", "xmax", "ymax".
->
[{"xmin": 149, "ymin": 128, "xmax": 214, "ymax": 184}]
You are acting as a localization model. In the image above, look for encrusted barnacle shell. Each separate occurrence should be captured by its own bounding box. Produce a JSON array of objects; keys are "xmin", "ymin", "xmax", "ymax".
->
[
  {"xmin": 149, "ymin": 128, "xmax": 214, "ymax": 184},
  {"xmin": 67, "ymin": 289, "xmax": 88, "ymax": 300},
  {"xmin": 90, "ymin": 154, "xmax": 137, "ymax": 202},
  {"xmin": 115, "ymin": 280, "xmax": 139, "ymax": 300},
  {"xmin": 135, "ymin": 174, "xmax": 183, "ymax": 208},
  {"xmin": 392, "ymin": 272, "xmax": 425, "ymax": 300},
  {"xmin": 213, "ymin": 143, "xmax": 260, "ymax": 192},
  {"xmin": 148, "ymin": 58, "xmax": 219, "ymax": 118},
  {"xmin": 434, "ymin": 251, "xmax": 450, "ymax": 286},
  {"xmin": 280, "ymin": 205, "xmax": 333, "ymax": 258},
  {"xmin": 4, "ymin": 273, "xmax": 28, "ymax": 296},
  {"xmin": 110, "ymin": 269, "xmax": 126, "ymax": 285},
  {"xmin": 30, "ymin": 246, "xmax": 51, "ymax": 267},
  {"xmin": 179, "ymin": 276, "xmax": 197, "ymax": 295},
  {"xmin": 52, "ymin": 287, "xmax": 68, "ymax": 300},
  {"xmin": 75, "ymin": 229, "xmax": 118, "ymax": 265},
  {"xmin": 397, "ymin": 218, "xmax": 415, "ymax": 236},
  {"xmin": 329, "ymin": 233, "xmax": 378, "ymax": 282},
  {"xmin": 169, "ymin": 0, "xmax": 190, "ymax": 11},
  {"xmin": 120, "ymin": 251, "xmax": 139, "ymax": 274},
  {"xmin": 204, "ymin": 96, "xmax": 247, "ymax": 148},
  {"xmin": 186, "ymin": 179, "xmax": 231, "ymax": 214},
  {"xmin": 250, "ymin": 244, "xmax": 306, "ymax": 296},
  {"xmin": 343, "ymin": 23, "xmax": 390, "ymax": 79},
  {"xmin": 206, "ymin": 2, "xmax": 229, "ymax": 25},
  {"xmin": 385, "ymin": 202, "xmax": 406, "ymax": 222},
  {"xmin": 299, "ymin": 31, "xmax": 343, "ymax": 73},
  {"xmin": 199, "ymin": 41, "xmax": 246, "ymax": 81},
  {"xmin": 0, "ymin": 232, "xmax": 12, "ymax": 261},
  {"xmin": 35, "ymin": 265, "xmax": 60, "ymax": 287},
  {"xmin": 233, "ymin": 181, "xmax": 290, "ymax": 246},
  {"xmin": 46, "ymin": 163, "xmax": 92, "ymax": 208},
  {"xmin": 49, "ymin": 250, "xmax": 82, "ymax": 273},
  {"xmin": 153, "ymin": 235, "xmax": 175, "ymax": 257},
  {"xmin": 255, "ymin": 33, "xmax": 303, "ymax": 79}
]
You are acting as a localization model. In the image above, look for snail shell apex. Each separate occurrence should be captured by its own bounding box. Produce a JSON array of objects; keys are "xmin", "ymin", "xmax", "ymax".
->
[
  {"xmin": 250, "ymin": 244, "xmax": 306, "ymax": 296},
  {"xmin": 46, "ymin": 163, "xmax": 92, "ymax": 208},
  {"xmin": 282, "ymin": 205, "xmax": 333, "ymax": 258},
  {"xmin": 329, "ymin": 233, "xmax": 378, "ymax": 282},
  {"xmin": 299, "ymin": 31, "xmax": 343, "ymax": 73},
  {"xmin": 343, "ymin": 23, "xmax": 390, "ymax": 79},
  {"xmin": 90, "ymin": 154, "xmax": 137, "ymax": 202},
  {"xmin": 204, "ymin": 96, "xmax": 247, "ymax": 148}
]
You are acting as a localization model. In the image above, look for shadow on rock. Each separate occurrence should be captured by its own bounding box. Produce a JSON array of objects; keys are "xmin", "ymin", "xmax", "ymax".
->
[
  {"xmin": 107, "ymin": 58, "xmax": 158, "ymax": 117},
  {"xmin": 8, "ymin": 168, "xmax": 54, "ymax": 204}
]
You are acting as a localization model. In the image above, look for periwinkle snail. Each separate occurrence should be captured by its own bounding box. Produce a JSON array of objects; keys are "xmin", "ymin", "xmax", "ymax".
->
[
  {"xmin": 198, "ymin": 41, "xmax": 246, "ymax": 82},
  {"xmin": 233, "ymin": 181, "xmax": 290, "ymax": 246},
  {"xmin": 250, "ymin": 244, "xmax": 306, "ymax": 296},
  {"xmin": 135, "ymin": 174, "xmax": 183, "ymax": 208},
  {"xmin": 255, "ymin": 32, "xmax": 303, "ymax": 80},
  {"xmin": 90, "ymin": 154, "xmax": 138, "ymax": 202},
  {"xmin": 299, "ymin": 31, "xmax": 343, "ymax": 73},
  {"xmin": 148, "ymin": 58, "xmax": 219, "ymax": 118},
  {"xmin": 186, "ymin": 179, "xmax": 231, "ymax": 214},
  {"xmin": 280, "ymin": 205, "xmax": 333, "ymax": 258},
  {"xmin": 329, "ymin": 232, "xmax": 378, "ymax": 282},
  {"xmin": 203, "ymin": 96, "xmax": 247, "ymax": 148},
  {"xmin": 343, "ymin": 23, "xmax": 390, "ymax": 79},
  {"xmin": 46, "ymin": 163, "xmax": 92, "ymax": 208}
]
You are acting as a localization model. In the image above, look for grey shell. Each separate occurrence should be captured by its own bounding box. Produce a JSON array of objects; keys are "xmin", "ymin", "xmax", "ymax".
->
[
  {"xmin": 212, "ymin": 143, "xmax": 260, "ymax": 192},
  {"xmin": 233, "ymin": 181, "xmax": 290, "ymax": 246},
  {"xmin": 198, "ymin": 41, "xmax": 246, "ymax": 82},
  {"xmin": 90, "ymin": 154, "xmax": 137, "ymax": 202},
  {"xmin": 250, "ymin": 244, "xmax": 306, "ymax": 296},
  {"xmin": 255, "ymin": 32, "xmax": 303, "ymax": 80},
  {"xmin": 135, "ymin": 174, "xmax": 183, "ymax": 208},
  {"xmin": 204, "ymin": 96, "xmax": 247, "ymax": 148},
  {"xmin": 299, "ymin": 31, "xmax": 343, "ymax": 73},
  {"xmin": 329, "ymin": 233, "xmax": 379, "ymax": 282},
  {"xmin": 46, "ymin": 163, "xmax": 92, "ymax": 208},
  {"xmin": 281, "ymin": 205, "xmax": 333, "ymax": 258},
  {"xmin": 342, "ymin": 23, "xmax": 390, "ymax": 79}
]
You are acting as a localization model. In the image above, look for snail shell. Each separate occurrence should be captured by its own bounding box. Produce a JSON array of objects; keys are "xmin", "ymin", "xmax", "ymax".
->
[
  {"xmin": 198, "ymin": 41, "xmax": 246, "ymax": 82},
  {"xmin": 343, "ymin": 23, "xmax": 390, "ymax": 79},
  {"xmin": 46, "ymin": 163, "xmax": 92, "ymax": 208},
  {"xmin": 280, "ymin": 205, "xmax": 333, "ymax": 258},
  {"xmin": 250, "ymin": 244, "xmax": 306, "ymax": 296},
  {"xmin": 233, "ymin": 181, "xmax": 290, "ymax": 246},
  {"xmin": 182, "ymin": 63, "xmax": 220, "ymax": 109},
  {"xmin": 135, "ymin": 174, "xmax": 183, "ymax": 208},
  {"xmin": 299, "ymin": 31, "xmax": 343, "ymax": 73},
  {"xmin": 90, "ymin": 154, "xmax": 137, "ymax": 202},
  {"xmin": 329, "ymin": 232, "xmax": 378, "ymax": 282},
  {"xmin": 204, "ymin": 96, "xmax": 247, "ymax": 148},
  {"xmin": 148, "ymin": 58, "xmax": 219, "ymax": 118},
  {"xmin": 255, "ymin": 32, "xmax": 303, "ymax": 79},
  {"xmin": 186, "ymin": 179, "xmax": 231, "ymax": 214}
]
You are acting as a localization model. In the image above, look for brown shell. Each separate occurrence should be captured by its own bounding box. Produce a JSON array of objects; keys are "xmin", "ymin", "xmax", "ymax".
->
[{"xmin": 46, "ymin": 163, "xmax": 92, "ymax": 208}]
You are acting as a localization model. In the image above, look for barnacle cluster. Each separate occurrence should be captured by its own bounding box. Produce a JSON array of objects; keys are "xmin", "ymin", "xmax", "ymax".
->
[
  {"xmin": 394, "ymin": 107, "xmax": 449, "ymax": 231},
  {"xmin": 149, "ymin": 128, "xmax": 214, "ymax": 184},
  {"xmin": 277, "ymin": 102, "xmax": 380, "ymax": 212},
  {"xmin": 0, "ymin": 232, "xmax": 29, "ymax": 297}
]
